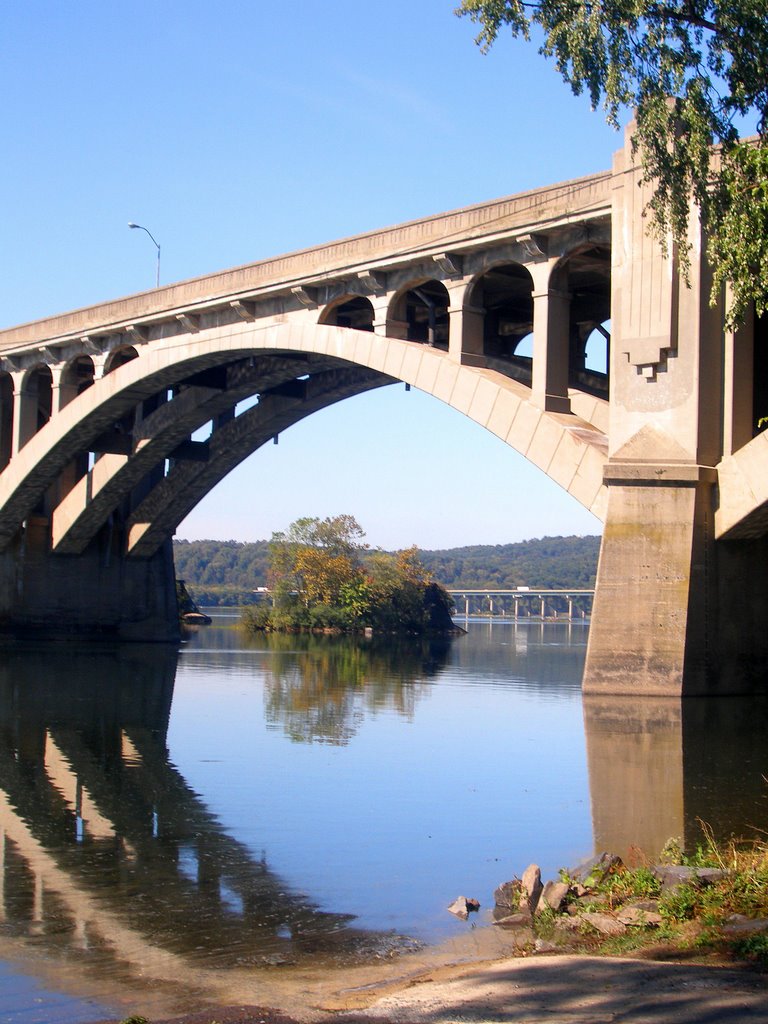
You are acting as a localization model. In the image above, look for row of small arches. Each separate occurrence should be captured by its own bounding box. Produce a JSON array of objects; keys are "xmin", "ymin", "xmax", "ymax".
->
[{"xmin": 325, "ymin": 244, "xmax": 610, "ymax": 377}]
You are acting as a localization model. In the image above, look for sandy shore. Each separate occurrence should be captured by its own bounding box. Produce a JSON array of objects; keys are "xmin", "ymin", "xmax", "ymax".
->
[{"xmin": 93, "ymin": 929, "xmax": 768, "ymax": 1024}]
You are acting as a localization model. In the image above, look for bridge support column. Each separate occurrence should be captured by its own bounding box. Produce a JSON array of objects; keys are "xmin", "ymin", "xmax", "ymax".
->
[
  {"xmin": 10, "ymin": 375, "xmax": 28, "ymax": 457},
  {"xmin": 0, "ymin": 532, "xmax": 179, "ymax": 643},
  {"xmin": 583, "ymin": 118, "xmax": 768, "ymax": 698},
  {"xmin": 530, "ymin": 262, "xmax": 571, "ymax": 413},
  {"xmin": 449, "ymin": 304, "xmax": 484, "ymax": 364},
  {"xmin": 585, "ymin": 462, "xmax": 768, "ymax": 696},
  {"xmin": 584, "ymin": 467, "xmax": 716, "ymax": 696}
]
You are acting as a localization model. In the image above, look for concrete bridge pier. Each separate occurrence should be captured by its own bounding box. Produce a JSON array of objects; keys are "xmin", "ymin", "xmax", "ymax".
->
[
  {"xmin": 0, "ymin": 525, "xmax": 178, "ymax": 642},
  {"xmin": 583, "ymin": 122, "xmax": 768, "ymax": 697},
  {"xmin": 585, "ymin": 471, "xmax": 768, "ymax": 696},
  {"xmin": 583, "ymin": 470, "xmax": 716, "ymax": 695}
]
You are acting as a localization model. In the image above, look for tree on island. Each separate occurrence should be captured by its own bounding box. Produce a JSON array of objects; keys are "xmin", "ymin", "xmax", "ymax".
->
[
  {"xmin": 241, "ymin": 514, "xmax": 457, "ymax": 635},
  {"xmin": 457, "ymin": 0, "xmax": 768, "ymax": 326}
]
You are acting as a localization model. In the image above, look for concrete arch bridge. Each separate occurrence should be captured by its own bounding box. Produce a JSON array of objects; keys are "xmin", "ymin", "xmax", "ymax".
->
[{"xmin": 1, "ymin": 124, "xmax": 767, "ymax": 697}]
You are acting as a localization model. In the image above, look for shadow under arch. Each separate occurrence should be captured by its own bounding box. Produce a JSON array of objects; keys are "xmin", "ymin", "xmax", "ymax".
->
[
  {"xmin": 319, "ymin": 294, "xmax": 375, "ymax": 331},
  {"xmin": 18, "ymin": 363, "xmax": 53, "ymax": 448},
  {"xmin": 466, "ymin": 261, "xmax": 534, "ymax": 384},
  {"xmin": 0, "ymin": 370, "xmax": 12, "ymax": 471},
  {"xmin": 388, "ymin": 278, "xmax": 450, "ymax": 350}
]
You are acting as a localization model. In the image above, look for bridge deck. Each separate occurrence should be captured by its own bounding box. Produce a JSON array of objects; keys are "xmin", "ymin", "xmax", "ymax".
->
[{"xmin": 0, "ymin": 170, "xmax": 611, "ymax": 353}]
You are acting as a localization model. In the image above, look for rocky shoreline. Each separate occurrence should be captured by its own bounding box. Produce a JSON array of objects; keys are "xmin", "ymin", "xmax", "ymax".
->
[
  {"xmin": 448, "ymin": 850, "xmax": 768, "ymax": 948},
  {"xmin": 95, "ymin": 850, "xmax": 768, "ymax": 1024}
]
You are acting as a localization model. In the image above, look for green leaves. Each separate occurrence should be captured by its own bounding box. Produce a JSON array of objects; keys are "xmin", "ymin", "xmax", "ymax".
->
[
  {"xmin": 456, "ymin": 0, "xmax": 768, "ymax": 323},
  {"xmin": 710, "ymin": 140, "xmax": 768, "ymax": 326}
]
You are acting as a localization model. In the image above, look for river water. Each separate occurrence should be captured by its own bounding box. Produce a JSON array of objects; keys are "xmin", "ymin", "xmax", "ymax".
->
[{"xmin": 2, "ymin": 614, "xmax": 768, "ymax": 1022}]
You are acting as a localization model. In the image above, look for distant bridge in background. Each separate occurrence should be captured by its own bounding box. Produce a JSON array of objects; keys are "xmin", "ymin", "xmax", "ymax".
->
[{"xmin": 449, "ymin": 589, "xmax": 594, "ymax": 620}]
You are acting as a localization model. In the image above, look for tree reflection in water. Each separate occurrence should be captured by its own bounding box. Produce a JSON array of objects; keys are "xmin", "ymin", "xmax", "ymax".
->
[{"xmin": 242, "ymin": 633, "xmax": 452, "ymax": 745}]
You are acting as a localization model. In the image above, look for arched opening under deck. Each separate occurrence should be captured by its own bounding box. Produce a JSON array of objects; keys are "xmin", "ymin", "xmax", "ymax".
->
[
  {"xmin": 320, "ymin": 296, "xmax": 375, "ymax": 331},
  {"xmin": 555, "ymin": 244, "xmax": 611, "ymax": 398},
  {"xmin": 469, "ymin": 263, "xmax": 534, "ymax": 384},
  {"xmin": 390, "ymin": 279, "xmax": 450, "ymax": 349}
]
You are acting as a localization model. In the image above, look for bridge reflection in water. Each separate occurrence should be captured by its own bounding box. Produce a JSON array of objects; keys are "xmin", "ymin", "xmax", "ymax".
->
[
  {"xmin": 0, "ymin": 645, "xmax": 405, "ymax": 1012},
  {"xmin": 585, "ymin": 695, "xmax": 768, "ymax": 861},
  {"xmin": 1, "ymin": 634, "xmax": 768, "ymax": 1015}
]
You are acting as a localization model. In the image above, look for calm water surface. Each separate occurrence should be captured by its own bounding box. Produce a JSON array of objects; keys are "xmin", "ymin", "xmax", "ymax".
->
[{"xmin": 1, "ymin": 615, "xmax": 768, "ymax": 1022}]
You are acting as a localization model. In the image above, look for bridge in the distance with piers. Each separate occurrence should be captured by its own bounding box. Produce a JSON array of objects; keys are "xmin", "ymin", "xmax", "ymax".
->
[
  {"xmin": 449, "ymin": 589, "xmax": 594, "ymax": 620},
  {"xmin": 1, "ymin": 118, "xmax": 768, "ymax": 698}
]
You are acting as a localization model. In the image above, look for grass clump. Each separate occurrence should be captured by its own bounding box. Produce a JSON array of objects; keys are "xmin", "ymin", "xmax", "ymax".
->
[
  {"xmin": 553, "ymin": 824, "xmax": 768, "ymax": 965},
  {"xmin": 733, "ymin": 931, "xmax": 768, "ymax": 966},
  {"xmin": 599, "ymin": 865, "xmax": 661, "ymax": 909}
]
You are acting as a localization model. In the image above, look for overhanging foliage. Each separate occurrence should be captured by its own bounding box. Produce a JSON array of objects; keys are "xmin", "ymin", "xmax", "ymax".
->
[{"xmin": 457, "ymin": 0, "xmax": 768, "ymax": 325}]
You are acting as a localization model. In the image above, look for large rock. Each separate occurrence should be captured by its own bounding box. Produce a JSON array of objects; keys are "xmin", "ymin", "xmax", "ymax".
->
[
  {"xmin": 494, "ymin": 864, "xmax": 543, "ymax": 914},
  {"xmin": 569, "ymin": 853, "xmax": 623, "ymax": 887},
  {"xmin": 581, "ymin": 912, "xmax": 627, "ymax": 936},
  {"xmin": 539, "ymin": 880, "xmax": 569, "ymax": 914},
  {"xmin": 653, "ymin": 865, "xmax": 726, "ymax": 890},
  {"xmin": 553, "ymin": 915, "xmax": 583, "ymax": 934},
  {"xmin": 721, "ymin": 914, "xmax": 768, "ymax": 935},
  {"xmin": 494, "ymin": 879, "xmax": 523, "ymax": 909},
  {"xmin": 520, "ymin": 864, "xmax": 543, "ymax": 913},
  {"xmin": 493, "ymin": 908, "xmax": 533, "ymax": 928},
  {"xmin": 616, "ymin": 905, "xmax": 663, "ymax": 928},
  {"xmin": 447, "ymin": 896, "xmax": 480, "ymax": 920}
]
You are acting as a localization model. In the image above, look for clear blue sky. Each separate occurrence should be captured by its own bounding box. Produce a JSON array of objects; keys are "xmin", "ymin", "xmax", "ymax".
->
[{"xmin": 1, "ymin": 1, "xmax": 619, "ymax": 549}]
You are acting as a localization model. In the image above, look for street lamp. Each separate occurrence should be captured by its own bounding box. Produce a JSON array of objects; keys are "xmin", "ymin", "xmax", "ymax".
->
[{"xmin": 128, "ymin": 222, "xmax": 161, "ymax": 288}]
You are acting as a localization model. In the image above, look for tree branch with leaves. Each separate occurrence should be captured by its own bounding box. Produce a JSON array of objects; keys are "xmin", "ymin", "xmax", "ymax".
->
[{"xmin": 457, "ymin": 0, "xmax": 768, "ymax": 326}]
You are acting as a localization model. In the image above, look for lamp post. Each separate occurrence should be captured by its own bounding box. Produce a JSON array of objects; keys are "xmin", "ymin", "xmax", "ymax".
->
[{"xmin": 128, "ymin": 222, "xmax": 161, "ymax": 288}]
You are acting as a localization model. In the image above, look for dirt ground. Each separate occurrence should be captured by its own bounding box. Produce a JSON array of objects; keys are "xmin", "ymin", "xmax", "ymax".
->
[{"xmin": 95, "ymin": 936, "xmax": 768, "ymax": 1024}]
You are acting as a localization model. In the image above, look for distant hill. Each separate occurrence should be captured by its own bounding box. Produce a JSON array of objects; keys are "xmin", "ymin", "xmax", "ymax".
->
[
  {"xmin": 418, "ymin": 535, "xmax": 601, "ymax": 590},
  {"xmin": 173, "ymin": 535, "xmax": 601, "ymax": 605}
]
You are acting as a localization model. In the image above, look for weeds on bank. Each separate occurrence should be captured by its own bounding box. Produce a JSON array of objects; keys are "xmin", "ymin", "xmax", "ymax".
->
[
  {"xmin": 595, "ymin": 865, "xmax": 661, "ymax": 908},
  {"xmin": 552, "ymin": 823, "xmax": 768, "ymax": 966}
]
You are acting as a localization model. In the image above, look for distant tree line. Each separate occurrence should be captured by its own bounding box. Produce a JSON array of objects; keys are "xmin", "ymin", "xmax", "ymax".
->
[
  {"xmin": 173, "ymin": 533, "xmax": 601, "ymax": 606},
  {"xmin": 419, "ymin": 535, "xmax": 601, "ymax": 590}
]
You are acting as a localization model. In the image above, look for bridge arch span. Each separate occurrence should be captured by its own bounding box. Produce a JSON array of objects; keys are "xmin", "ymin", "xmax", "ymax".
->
[
  {"xmin": 3, "ymin": 143, "xmax": 767, "ymax": 685},
  {"xmin": 0, "ymin": 320, "xmax": 608, "ymax": 559},
  {"xmin": 125, "ymin": 364, "xmax": 392, "ymax": 558}
]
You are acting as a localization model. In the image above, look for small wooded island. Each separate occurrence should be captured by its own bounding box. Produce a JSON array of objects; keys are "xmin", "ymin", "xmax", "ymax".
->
[{"xmin": 240, "ymin": 515, "xmax": 459, "ymax": 636}]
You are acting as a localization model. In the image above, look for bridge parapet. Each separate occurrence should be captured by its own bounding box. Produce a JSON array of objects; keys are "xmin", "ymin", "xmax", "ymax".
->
[{"xmin": 0, "ymin": 171, "xmax": 611, "ymax": 356}]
